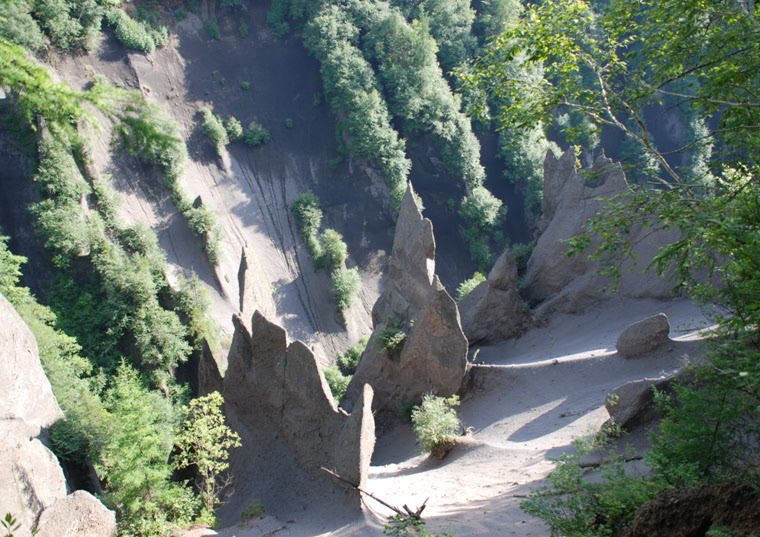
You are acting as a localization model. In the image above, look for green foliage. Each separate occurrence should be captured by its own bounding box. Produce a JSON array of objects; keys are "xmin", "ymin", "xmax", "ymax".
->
[
  {"xmin": 647, "ymin": 368, "xmax": 760, "ymax": 488},
  {"xmin": 49, "ymin": 418, "xmax": 90, "ymax": 467},
  {"xmin": 323, "ymin": 364, "xmax": 350, "ymax": 402},
  {"xmin": 512, "ymin": 242, "xmax": 534, "ymax": 275},
  {"xmin": 455, "ymin": 271, "xmax": 485, "ymax": 301},
  {"xmin": 459, "ymin": 185, "xmax": 502, "ymax": 232},
  {"xmin": 204, "ymin": 19, "xmax": 220, "ymax": 39},
  {"xmin": 137, "ymin": 107, "xmax": 188, "ymax": 187},
  {"xmin": 291, "ymin": 191, "xmax": 323, "ymax": 262},
  {"xmin": 0, "ymin": 0, "xmax": 48, "ymax": 51},
  {"xmin": 320, "ymin": 228, "xmax": 348, "ymax": 269},
  {"xmin": 524, "ymin": 430, "xmax": 667, "ymax": 537},
  {"xmin": 1, "ymin": 513, "xmax": 20, "ymax": 537},
  {"xmin": 240, "ymin": 81, "xmax": 250, "ymax": 90},
  {"xmin": 200, "ymin": 107, "xmax": 229, "ymax": 156},
  {"xmin": 35, "ymin": 0, "xmax": 103, "ymax": 51},
  {"xmin": 239, "ymin": 20, "xmax": 248, "ymax": 38},
  {"xmin": 240, "ymin": 500, "xmax": 265, "ymax": 521},
  {"xmin": 103, "ymin": 362, "xmax": 197, "ymax": 535},
  {"xmin": 244, "ymin": 121, "xmax": 270, "ymax": 147},
  {"xmin": 266, "ymin": 0, "xmax": 291, "ymax": 36},
  {"xmin": 376, "ymin": 318, "xmax": 406, "ymax": 355},
  {"xmin": 174, "ymin": 7, "xmax": 187, "ymax": 20},
  {"xmin": 411, "ymin": 395, "xmax": 462, "ymax": 456},
  {"xmin": 331, "ymin": 266, "xmax": 361, "ymax": 315},
  {"xmin": 174, "ymin": 392, "xmax": 242, "ymax": 516},
  {"xmin": 225, "ymin": 116, "xmax": 243, "ymax": 141},
  {"xmin": 108, "ymin": 8, "xmax": 168, "ymax": 53},
  {"xmin": 285, "ymin": 117, "xmax": 293, "ymax": 128},
  {"xmin": 337, "ymin": 334, "xmax": 368, "ymax": 375},
  {"xmin": 383, "ymin": 514, "xmax": 456, "ymax": 537}
]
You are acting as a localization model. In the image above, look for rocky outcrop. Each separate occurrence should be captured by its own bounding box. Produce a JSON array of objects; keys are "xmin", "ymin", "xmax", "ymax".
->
[
  {"xmin": 622, "ymin": 483, "xmax": 760, "ymax": 537},
  {"xmin": 0, "ymin": 294, "xmax": 115, "ymax": 536},
  {"xmin": 616, "ymin": 314, "xmax": 671, "ymax": 358},
  {"xmin": 522, "ymin": 150, "xmax": 677, "ymax": 313},
  {"xmin": 343, "ymin": 184, "xmax": 468, "ymax": 413},
  {"xmin": 458, "ymin": 250, "xmax": 532, "ymax": 344},
  {"xmin": 199, "ymin": 310, "xmax": 375, "ymax": 519}
]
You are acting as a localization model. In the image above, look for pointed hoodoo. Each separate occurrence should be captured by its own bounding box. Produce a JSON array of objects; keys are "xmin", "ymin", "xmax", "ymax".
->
[
  {"xmin": 343, "ymin": 183, "xmax": 468, "ymax": 413},
  {"xmin": 197, "ymin": 248, "xmax": 376, "ymax": 519}
]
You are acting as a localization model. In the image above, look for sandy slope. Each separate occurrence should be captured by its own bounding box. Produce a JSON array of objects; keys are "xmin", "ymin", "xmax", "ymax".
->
[{"xmin": 186, "ymin": 295, "xmax": 710, "ymax": 537}]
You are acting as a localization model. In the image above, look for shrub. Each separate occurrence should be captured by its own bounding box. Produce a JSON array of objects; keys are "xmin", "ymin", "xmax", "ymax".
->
[
  {"xmin": 239, "ymin": 20, "xmax": 248, "ymax": 38},
  {"xmin": 331, "ymin": 267, "xmax": 361, "ymax": 315},
  {"xmin": 456, "ymin": 271, "xmax": 485, "ymax": 301},
  {"xmin": 204, "ymin": 19, "xmax": 220, "ymax": 39},
  {"xmin": 108, "ymin": 8, "xmax": 167, "ymax": 53},
  {"xmin": 320, "ymin": 228, "xmax": 348, "ymax": 269},
  {"xmin": 337, "ymin": 335, "xmax": 368, "ymax": 375},
  {"xmin": 512, "ymin": 241, "xmax": 535, "ymax": 275},
  {"xmin": 0, "ymin": 0, "xmax": 48, "ymax": 51},
  {"xmin": 292, "ymin": 192, "xmax": 322, "ymax": 237},
  {"xmin": 240, "ymin": 500, "xmax": 265, "ymax": 521},
  {"xmin": 459, "ymin": 185, "xmax": 503, "ymax": 231},
  {"xmin": 200, "ymin": 108, "xmax": 229, "ymax": 156},
  {"xmin": 285, "ymin": 118, "xmax": 293, "ymax": 128},
  {"xmin": 521, "ymin": 425, "xmax": 667, "ymax": 537},
  {"xmin": 240, "ymin": 81, "xmax": 250, "ymax": 90},
  {"xmin": 225, "ymin": 116, "xmax": 243, "ymax": 141},
  {"xmin": 174, "ymin": 7, "xmax": 187, "ymax": 20},
  {"xmin": 323, "ymin": 364, "xmax": 350, "ymax": 402},
  {"xmin": 411, "ymin": 395, "xmax": 462, "ymax": 456},
  {"xmin": 244, "ymin": 121, "xmax": 270, "ymax": 147},
  {"xmin": 376, "ymin": 318, "xmax": 406, "ymax": 355}
]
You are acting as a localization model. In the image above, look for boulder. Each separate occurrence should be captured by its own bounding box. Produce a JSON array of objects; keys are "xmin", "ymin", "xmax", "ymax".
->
[
  {"xmin": 522, "ymin": 150, "xmax": 678, "ymax": 313},
  {"xmin": 616, "ymin": 313, "xmax": 671, "ymax": 358},
  {"xmin": 36, "ymin": 491, "xmax": 116, "ymax": 537},
  {"xmin": 458, "ymin": 250, "xmax": 531, "ymax": 344},
  {"xmin": 604, "ymin": 375, "xmax": 677, "ymax": 431},
  {"xmin": 199, "ymin": 310, "xmax": 375, "ymax": 521},
  {"xmin": 343, "ymin": 184, "xmax": 468, "ymax": 413},
  {"xmin": 0, "ymin": 294, "xmax": 115, "ymax": 536}
]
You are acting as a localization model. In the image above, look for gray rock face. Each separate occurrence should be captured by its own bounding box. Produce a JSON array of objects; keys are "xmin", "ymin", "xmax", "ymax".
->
[
  {"xmin": 616, "ymin": 313, "xmax": 671, "ymax": 358},
  {"xmin": 200, "ymin": 310, "xmax": 375, "ymax": 520},
  {"xmin": 0, "ymin": 294, "xmax": 115, "ymax": 536},
  {"xmin": 36, "ymin": 491, "xmax": 117, "ymax": 537},
  {"xmin": 344, "ymin": 184, "xmax": 468, "ymax": 413},
  {"xmin": 458, "ymin": 250, "xmax": 531, "ymax": 344},
  {"xmin": 238, "ymin": 246, "xmax": 276, "ymax": 325},
  {"xmin": 371, "ymin": 184, "xmax": 437, "ymax": 327},
  {"xmin": 523, "ymin": 150, "xmax": 677, "ymax": 313}
]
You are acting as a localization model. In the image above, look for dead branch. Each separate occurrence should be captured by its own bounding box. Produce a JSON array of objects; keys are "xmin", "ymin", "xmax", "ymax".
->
[{"xmin": 320, "ymin": 467, "xmax": 428, "ymax": 521}]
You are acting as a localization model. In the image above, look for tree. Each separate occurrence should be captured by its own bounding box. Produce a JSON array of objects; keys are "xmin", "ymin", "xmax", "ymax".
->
[
  {"xmin": 468, "ymin": 0, "xmax": 760, "ymax": 517},
  {"xmin": 103, "ymin": 362, "xmax": 196, "ymax": 535},
  {"xmin": 174, "ymin": 392, "xmax": 241, "ymax": 518}
]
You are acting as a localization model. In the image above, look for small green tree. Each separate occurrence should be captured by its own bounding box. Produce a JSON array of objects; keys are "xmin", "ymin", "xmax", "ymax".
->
[
  {"xmin": 411, "ymin": 395, "xmax": 462, "ymax": 457},
  {"xmin": 244, "ymin": 121, "xmax": 270, "ymax": 147},
  {"xmin": 174, "ymin": 392, "xmax": 241, "ymax": 518},
  {"xmin": 200, "ymin": 108, "xmax": 229, "ymax": 156},
  {"xmin": 331, "ymin": 266, "xmax": 361, "ymax": 315}
]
